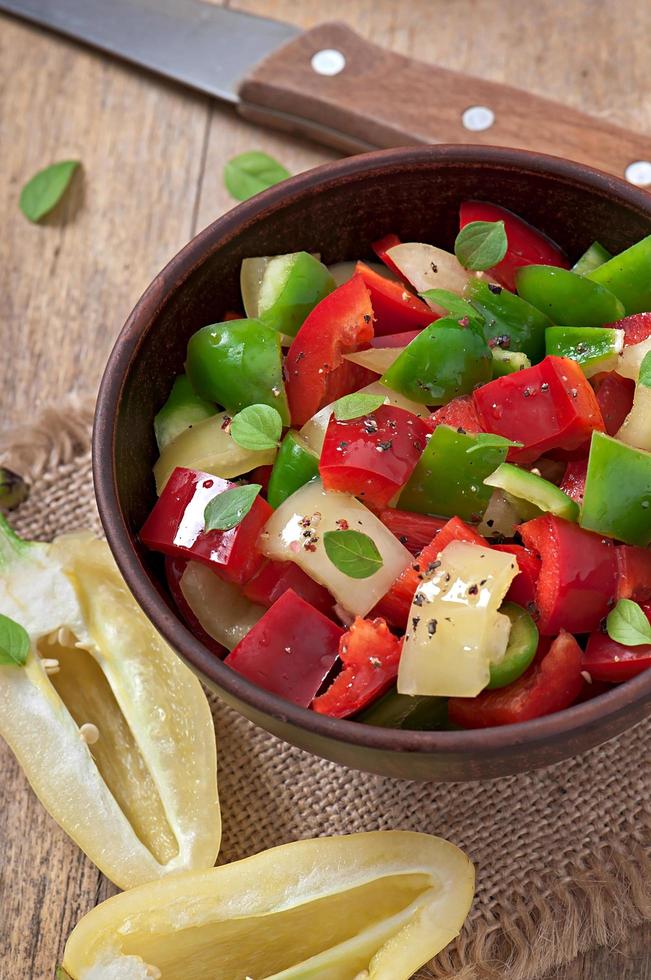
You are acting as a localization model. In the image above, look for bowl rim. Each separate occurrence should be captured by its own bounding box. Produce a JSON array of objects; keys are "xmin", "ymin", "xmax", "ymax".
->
[{"xmin": 94, "ymin": 143, "xmax": 651, "ymax": 759}]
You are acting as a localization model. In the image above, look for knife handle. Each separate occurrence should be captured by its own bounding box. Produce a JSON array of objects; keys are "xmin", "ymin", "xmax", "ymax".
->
[{"xmin": 238, "ymin": 22, "xmax": 650, "ymax": 184}]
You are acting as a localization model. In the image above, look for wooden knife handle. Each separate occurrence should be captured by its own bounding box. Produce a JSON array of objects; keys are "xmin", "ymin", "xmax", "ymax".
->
[{"xmin": 238, "ymin": 22, "xmax": 651, "ymax": 183}]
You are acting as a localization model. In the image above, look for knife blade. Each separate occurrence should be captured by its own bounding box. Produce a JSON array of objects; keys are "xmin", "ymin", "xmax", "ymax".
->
[
  {"xmin": 2, "ymin": 0, "xmax": 650, "ymax": 185},
  {"xmin": 0, "ymin": 0, "xmax": 299, "ymax": 103}
]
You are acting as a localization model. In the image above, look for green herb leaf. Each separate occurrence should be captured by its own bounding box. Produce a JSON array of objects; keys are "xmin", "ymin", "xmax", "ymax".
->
[
  {"xmin": 0, "ymin": 613, "xmax": 29, "ymax": 666},
  {"xmin": 0, "ymin": 467, "xmax": 29, "ymax": 511},
  {"xmin": 333, "ymin": 392, "xmax": 386, "ymax": 421},
  {"xmin": 224, "ymin": 151, "xmax": 290, "ymax": 201},
  {"xmin": 420, "ymin": 288, "xmax": 477, "ymax": 320},
  {"xmin": 454, "ymin": 220, "xmax": 508, "ymax": 271},
  {"xmin": 204, "ymin": 484, "xmax": 262, "ymax": 532},
  {"xmin": 466, "ymin": 433, "xmax": 524, "ymax": 454},
  {"xmin": 323, "ymin": 530, "xmax": 383, "ymax": 579},
  {"xmin": 606, "ymin": 598, "xmax": 651, "ymax": 646},
  {"xmin": 230, "ymin": 404, "xmax": 283, "ymax": 451},
  {"xmin": 638, "ymin": 351, "xmax": 651, "ymax": 388},
  {"xmin": 19, "ymin": 160, "xmax": 79, "ymax": 223}
]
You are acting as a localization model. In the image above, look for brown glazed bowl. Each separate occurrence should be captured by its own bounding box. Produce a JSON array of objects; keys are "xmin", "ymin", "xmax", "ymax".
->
[{"xmin": 94, "ymin": 145, "xmax": 651, "ymax": 782}]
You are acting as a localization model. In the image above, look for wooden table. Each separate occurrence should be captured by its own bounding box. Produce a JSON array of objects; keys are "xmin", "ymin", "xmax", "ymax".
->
[{"xmin": 0, "ymin": 1, "xmax": 649, "ymax": 976}]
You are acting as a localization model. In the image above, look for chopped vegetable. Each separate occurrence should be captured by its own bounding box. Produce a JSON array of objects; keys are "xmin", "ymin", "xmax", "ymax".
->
[
  {"xmin": 544, "ymin": 326, "xmax": 624, "ymax": 377},
  {"xmin": 313, "ymin": 616, "xmax": 402, "ymax": 718},
  {"xmin": 386, "ymin": 241, "xmax": 489, "ymax": 297},
  {"xmin": 572, "ymin": 240, "xmax": 612, "ymax": 276},
  {"xmin": 62, "ymin": 831, "xmax": 475, "ymax": 980},
  {"xmin": 240, "ymin": 250, "xmax": 335, "ymax": 335},
  {"xmin": 355, "ymin": 260, "xmax": 434, "ymax": 333},
  {"xmin": 153, "ymin": 410, "xmax": 276, "ymax": 494},
  {"xmin": 377, "ymin": 508, "xmax": 448, "ymax": 555},
  {"xmin": 397, "ymin": 541, "xmax": 519, "ymax": 697},
  {"xmin": 358, "ymin": 687, "xmax": 448, "ymax": 729},
  {"xmin": 492, "ymin": 543, "xmax": 541, "ymax": 609},
  {"xmin": 178, "ymin": 560, "xmax": 265, "ymax": 650},
  {"xmin": 592, "ymin": 371, "xmax": 635, "ymax": 435},
  {"xmin": 267, "ymin": 429, "xmax": 319, "ymax": 508},
  {"xmin": 399, "ymin": 424, "xmax": 509, "ymax": 521},
  {"xmin": 186, "ymin": 317, "xmax": 290, "ymax": 424},
  {"xmin": 584, "ymin": 605, "xmax": 651, "ymax": 682},
  {"xmin": 259, "ymin": 479, "xmax": 411, "ymax": 617},
  {"xmin": 153, "ymin": 374, "xmax": 215, "ymax": 452},
  {"xmin": 486, "ymin": 602, "xmax": 539, "ymax": 689},
  {"xmin": 225, "ymin": 589, "xmax": 342, "ymax": 706},
  {"xmin": 141, "ymin": 467, "xmax": 271, "ymax": 584},
  {"xmin": 580, "ymin": 431, "xmax": 651, "ymax": 545},
  {"xmin": 243, "ymin": 558, "xmax": 334, "ymax": 617},
  {"xmin": 484, "ymin": 462, "xmax": 579, "ymax": 521},
  {"xmin": 587, "ymin": 234, "xmax": 651, "ymax": 314},
  {"xmin": 520, "ymin": 513, "xmax": 616, "ymax": 634},
  {"xmin": 0, "ymin": 516, "xmax": 220, "ymax": 889},
  {"xmin": 319, "ymin": 404, "xmax": 429, "ymax": 509},
  {"xmin": 615, "ymin": 545, "xmax": 651, "ymax": 603},
  {"xmin": 426, "ymin": 394, "xmax": 483, "ymax": 435},
  {"xmin": 516, "ymin": 265, "xmax": 625, "ymax": 326},
  {"xmin": 459, "ymin": 201, "xmax": 569, "ymax": 291},
  {"xmin": 285, "ymin": 274, "xmax": 374, "ymax": 425},
  {"xmin": 491, "ymin": 348, "xmax": 531, "ymax": 376}
]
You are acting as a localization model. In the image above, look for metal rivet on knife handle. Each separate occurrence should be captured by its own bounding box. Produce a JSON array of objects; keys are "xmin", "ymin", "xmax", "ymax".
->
[
  {"xmin": 462, "ymin": 106, "xmax": 495, "ymax": 132},
  {"xmin": 625, "ymin": 161, "xmax": 651, "ymax": 187},
  {"xmin": 311, "ymin": 48, "xmax": 346, "ymax": 76}
]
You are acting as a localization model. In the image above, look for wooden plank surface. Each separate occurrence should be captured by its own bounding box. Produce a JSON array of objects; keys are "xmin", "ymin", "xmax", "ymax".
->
[{"xmin": 0, "ymin": 0, "xmax": 650, "ymax": 977}]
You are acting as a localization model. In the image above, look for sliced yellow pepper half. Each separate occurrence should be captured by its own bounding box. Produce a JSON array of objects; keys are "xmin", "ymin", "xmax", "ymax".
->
[
  {"xmin": 0, "ymin": 520, "xmax": 220, "ymax": 890},
  {"xmin": 62, "ymin": 830, "xmax": 475, "ymax": 980}
]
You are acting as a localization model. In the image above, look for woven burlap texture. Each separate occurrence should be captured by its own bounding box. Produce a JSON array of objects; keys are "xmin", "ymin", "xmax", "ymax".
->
[{"xmin": 1, "ymin": 395, "xmax": 649, "ymax": 980}]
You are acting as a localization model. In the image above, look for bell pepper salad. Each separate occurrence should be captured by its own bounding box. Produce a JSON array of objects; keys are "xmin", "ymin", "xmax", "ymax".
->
[{"xmin": 141, "ymin": 205, "xmax": 651, "ymax": 731}]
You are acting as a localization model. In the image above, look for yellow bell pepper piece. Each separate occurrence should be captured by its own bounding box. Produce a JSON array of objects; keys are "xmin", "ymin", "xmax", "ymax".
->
[
  {"xmin": 0, "ymin": 522, "xmax": 220, "ymax": 890},
  {"xmin": 62, "ymin": 831, "xmax": 474, "ymax": 980}
]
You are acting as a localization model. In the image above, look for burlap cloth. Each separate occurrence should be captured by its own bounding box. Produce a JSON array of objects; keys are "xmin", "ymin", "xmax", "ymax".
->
[{"xmin": 1, "ymin": 395, "xmax": 649, "ymax": 980}]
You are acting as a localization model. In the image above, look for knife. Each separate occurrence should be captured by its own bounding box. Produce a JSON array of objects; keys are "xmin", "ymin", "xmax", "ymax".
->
[{"xmin": 2, "ymin": 0, "xmax": 650, "ymax": 186}]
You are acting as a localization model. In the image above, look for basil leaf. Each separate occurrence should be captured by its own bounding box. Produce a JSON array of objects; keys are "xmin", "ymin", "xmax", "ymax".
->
[
  {"xmin": 638, "ymin": 350, "xmax": 651, "ymax": 388},
  {"xmin": 333, "ymin": 392, "xmax": 386, "ymax": 421},
  {"xmin": 420, "ymin": 288, "xmax": 477, "ymax": 320},
  {"xmin": 454, "ymin": 220, "xmax": 508, "ymax": 271},
  {"xmin": 606, "ymin": 598, "xmax": 651, "ymax": 646},
  {"xmin": 204, "ymin": 484, "xmax": 262, "ymax": 532},
  {"xmin": 0, "ymin": 613, "xmax": 29, "ymax": 666},
  {"xmin": 466, "ymin": 433, "xmax": 523, "ymax": 454},
  {"xmin": 19, "ymin": 160, "xmax": 79, "ymax": 223},
  {"xmin": 323, "ymin": 530, "xmax": 383, "ymax": 579},
  {"xmin": 224, "ymin": 151, "xmax": 290, "ymax": 201},
  {"xmin": 230, "ymin": 404, "xmax": 283, "ymax": 451}
]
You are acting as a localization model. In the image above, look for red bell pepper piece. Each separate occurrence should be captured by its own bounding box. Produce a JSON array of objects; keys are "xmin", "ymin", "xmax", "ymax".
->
[
  {"xmin": 591, "ymin": 372, "xmax": 635, "ymax": 436},
  {"xmin": 374, "ymin": 516, "xmax": 485, "ymax": 628},
  {"xmin": 426, "ymin": 394, "xmax": 484, "ymax": 435},
  {"xmin": 243, "ymin": 559, "xmax": 334, "ymax": 617},
  {"xmin": 605, "ymin": 311, "xmax": 651, "ymax": 347},
  {"xmin": 583, "ymin": 605, "xmax": 651, "ymax": 682},
  {"xmin": 519, "ymin": 514, "xmax": 617, "ymax": 635},
  {"xmin": 355, "ymin": 261, "xmax": 434, "ymax": 335},
  {"xmin": 492, "ymin": 543, "xmax": 541, "ymax": 609},
  {"xmin": 378, "ymin": 509, "xmax": 448, "ymax": 555},
  {"xmin": 473, "ymin": 356, "xmax": 605, "ymax": 464},
  {"xmin": 164, "ymin": 557, "xmax": 225, "ymax": 658},
  {"xmin": 223, "ymin": 310, "xmax": 244, "ymax": 321},
  {"xmin": 140, "ymin": 467, "xmax": 271, "ymax": 586},
  {"xmin": 559, "ymin": 459, "xmax": 588, "ymax": 505},
  {"xmin": 615, "ymin": 546, "xmax": 651, "ymax": 603},
  {"xmin": 459, "ymin": 201, "xmax": 569, "ymax": 292},
  {"xmin": 250, "ymin": 464, "xmax": 273, "ymax": 496},
  {"xmin": 319, "ymin": 405, "xmax": 429, "ymax": 510},
  {"xmin": 371, "ymin": 330, "xmax": 422, "ymax": 348},
  {"xmin": 371, "ymin": 233, "xmax": 405, "ymax": 280},
  {"xmin": 225, "ymin": 589, "xmax": 343, "ymax": 707},
  {"xmin": 448, "ymin": 630, "xmax": 583, "ymax": 727},
  {"xmin": 312, "ymin": 616, "xmax": 402, "ymax": 718},
  {"xmin": 285, "ymin": 275, "xmax": 375, "ymax": 426}
]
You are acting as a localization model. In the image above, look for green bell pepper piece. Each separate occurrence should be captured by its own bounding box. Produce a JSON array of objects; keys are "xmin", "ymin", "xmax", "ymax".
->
[
  {"xmin": 267, "ymin": 430, "xmax": 319, "ymax": 508},
  {"xmin": 544, "ymin": 326, "xmax": 623, "ymax": 378},
  {"xmin": 580, "ymin": 431, "xmax": 651, "ymax": 545},
  {"xmin": 154, "ymin": 374, "xmax": 215, "ymax": 452},
  {"xmin": 186, "ymin": 318, "xmax": 290, "ymax": 425},
  {"xmin": 241, "ymin": 251, "xmax": 335, "ymax": 337},
  {"xmin": 464, "ymin": 280, "xmax": 552, "ymax": 361},
  {"xmin": 487, "ymin": 602, "xmax": 539, "ymax": 689},
  {"xmin": 587, "ymin": 235, "xmax": 651, "ymax": 314},
  {"xmin": 515, "ymin": 265, "xmax": 625, "ymax": 327},
  {"xmin": 491, "ymin": 349, "xmax": 531, "ymax": 377},
  {"xmin": 357, "ymin": 687, "xmax": 448, "ymax": 730},
  {"xmin": 398, "ymin": 424, "xmax": 509, "ymax": 520},
  {"xmin": 484, "ymin": 462, "xmax": 579, "ymax": 521},
  {"xmin": 380, "ymin": 315, "xmax": 492, "ymax": 406},
  {"xmin": 572, "ymin": 241, "xmax": 612, "ymax": 276}
]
